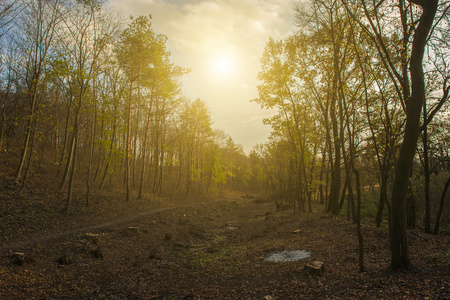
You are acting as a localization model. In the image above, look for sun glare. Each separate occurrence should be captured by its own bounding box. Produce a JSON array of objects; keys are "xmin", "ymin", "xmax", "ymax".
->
[{"xmin": 212, "ymin": 54, "xmax": 234, "ymax": 77}]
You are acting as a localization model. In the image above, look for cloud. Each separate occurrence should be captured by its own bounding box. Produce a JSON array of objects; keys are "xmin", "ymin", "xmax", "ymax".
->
[
  {"xmin": 169, "ymin": 1, "xmax": 292, "ymax": 53},
  {"xmin": 108, "ymin": 0, "xmax": 294, "ymax": 51}
]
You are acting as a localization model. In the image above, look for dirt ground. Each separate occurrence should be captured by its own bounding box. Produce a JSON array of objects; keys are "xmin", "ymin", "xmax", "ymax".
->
[{"xmin": 0, "ymin": 178, "xmax": 449, "ymax": 299}]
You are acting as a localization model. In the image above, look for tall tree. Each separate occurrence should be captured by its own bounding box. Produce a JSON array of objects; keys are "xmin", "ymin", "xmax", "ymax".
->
[
  {"xmin": 15, "ymin": 0, "xmax": 61, "ymax": 185},
  {"xmin": 116, "ymin": 15, "xmax": 157, "ymax": 201},
  {"xmin": 389, "ymin": 0, "xmax": 438, "ymax": 270}
]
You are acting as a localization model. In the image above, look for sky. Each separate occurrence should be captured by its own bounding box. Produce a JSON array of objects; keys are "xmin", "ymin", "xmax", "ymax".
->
[{"xmin": 106, "ymin": 0, "xmax": 298, "ymax": 153}]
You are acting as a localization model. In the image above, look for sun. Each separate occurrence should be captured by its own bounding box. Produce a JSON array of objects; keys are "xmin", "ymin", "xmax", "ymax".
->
[{"xmin": 211, "ymin": 54, "xmax": 234, "ymax": 77}]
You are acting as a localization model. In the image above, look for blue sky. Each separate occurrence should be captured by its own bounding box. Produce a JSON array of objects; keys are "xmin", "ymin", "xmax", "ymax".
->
[{"xmin": 106, "ymin": 0, "xmax": 297, "ymax": 153}]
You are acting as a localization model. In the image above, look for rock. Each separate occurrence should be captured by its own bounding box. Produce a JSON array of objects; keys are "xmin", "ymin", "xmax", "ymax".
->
[{"xmin": 303, "ymin": 260, "xmax": 325, "ymax": 276}]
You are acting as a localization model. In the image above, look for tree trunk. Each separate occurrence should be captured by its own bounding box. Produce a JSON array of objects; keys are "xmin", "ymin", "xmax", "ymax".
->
[
  {"xmin": 434, "ymin": 174, "xmax": 450, "ymax": 235},
  {"xmin": 86, "ymin": 89, "xmax": 97, "ymax": 208},
  {"xmin": 354, "ymin": 167, "xmax": 365, "ymax": 273},
  {"xmin": 422, "ymin": 101, "xmax": 431, "ymax": 233},
  {"xmin": 0, "ymin": 76, "xmax": 12, "ymax": 152},
  {"xmin": 18, "ymin": 121, "xmax": 37, "ymax": 193},
  {"xmin": 59, "ymin": 115, "xmax": 76, "ymax": 191},
  {"xmin": 125, "ymin": 82, "xmax": 133, "ymax": 202},
  {"xmin": 63, "ymin": 108, "xmax": 80, "ymax": 213},
  {"xmin": 58, "ymin": 101, "xmax": 72, "ymax": 175},
  {"xmin": 138, "ymin": 99, "xmax": 153, "ymax": 199},
  {"xmin": 15, "ymin": 86, "xmax": 38, "ymax": 182}
]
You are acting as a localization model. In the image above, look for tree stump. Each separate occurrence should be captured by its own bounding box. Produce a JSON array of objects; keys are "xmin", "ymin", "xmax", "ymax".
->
[
  {"xmin": 127, "ymin": 227, "xmax": 139, "ymax": 236},
  {"xmin": 303, "ymin": 260, "xmax": 325, "ymax": 276},
  {"xmin": 85, "ymin": 233, "xmax": 100, "ymax": 245},
  {"xmin": 58, "ymin": 254, "xmax": 72, "ymax": 265},
  {"xmin": 91, "ymin": 247, "xmax": 103, "ymax": 258},
  {"xmin": 11, "ymin": 252, "xmax": 26, "ymax": 266}
]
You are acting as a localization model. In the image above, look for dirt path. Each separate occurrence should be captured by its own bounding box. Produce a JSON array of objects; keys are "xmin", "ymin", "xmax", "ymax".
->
[{"xmin": 0, "ymin": 199, "xmax": 229, "ymax": 251}]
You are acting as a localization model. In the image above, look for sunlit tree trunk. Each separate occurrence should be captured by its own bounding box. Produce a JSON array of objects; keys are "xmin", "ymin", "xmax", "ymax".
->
[
  {"xmin": 125, "ymin": 82, "xmax": 133, "ymax": 201},
  {"xmin": 138, "ymin": 96, "xmax": 153, "ymax": 199}
]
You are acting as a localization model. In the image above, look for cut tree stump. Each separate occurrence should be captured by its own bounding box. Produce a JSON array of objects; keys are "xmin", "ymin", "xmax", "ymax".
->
[
  {"xmin": 58, "ymin": 254, "xmax": 72, "ymax": 265},
  {"xmin": 127, "ymin": 227, "xmax": 139, "ymax": 236},
  {"xmin": 11, "ymin": 252, "xmax": 25, "ymax": 266},
  {"xmin": 90, "ymin": 247, "xmax": 103, "ymax": 258},
  {"xmin": 85, "ymin": 233, "xmax": 100, "ymax": 245},
  {"xmin": 303, "ymin": 260, "xmax": 325, "ymax": 276}
]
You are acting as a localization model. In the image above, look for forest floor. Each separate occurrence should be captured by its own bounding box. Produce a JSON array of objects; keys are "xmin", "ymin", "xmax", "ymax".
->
[{"xmin": 0, "ymin": 175, "xmax": 449, "ymax": 299}]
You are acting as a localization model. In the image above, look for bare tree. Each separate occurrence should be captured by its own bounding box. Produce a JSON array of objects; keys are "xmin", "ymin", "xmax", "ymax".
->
[{"xmin": 15, "ymin": 0, "xmax": 61, "ymax": 185}]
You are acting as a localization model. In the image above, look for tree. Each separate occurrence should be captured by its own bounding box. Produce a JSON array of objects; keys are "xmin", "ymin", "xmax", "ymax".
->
[
  {"xmin": 0, "ymin": 45, "xmax": 21, "ymax": 152},
  {"xmin": 116, "ymin": 15, "xmax": 159, "ymax": 201},
  {"xmin": 341, "ymin": 0, "xmax": 440, "ymax": 270},
  {"xmin": 178, "ymin": 98, "xmax": 213, "ymax": 195},
  {"xmin": 14, "ymin": 0, "xmax": 61, "ymax": 187},
  {"xmin": 389, "ymin": 0, "xmax": 438, "ymax": 270},
  {"xmin": 54, "ymin": 0, "xmax": 116, "ymax": 212}
]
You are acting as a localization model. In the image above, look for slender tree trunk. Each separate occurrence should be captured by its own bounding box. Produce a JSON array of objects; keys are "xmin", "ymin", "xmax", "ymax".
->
[
  {"xmin": 86, "ymin": 94, "xmax": 96, "ymax": 208},
  {"xmin": 422, "ymin": 101, "xmax": 431, "ymax": 233},
  {"xmin": 58, "ymin": 101, "xmax": 72, "ymax": 175},
  {"xmin": 138, "ymin": 99, "xmax": 153, "ymax": 199},
  {"xmin": 186, "ymin": 147, "xmax": 192, "ymax": 195},
  {"xmin": 125, "ymin": 82, "xmax": 133, "ymax": 201},
  {"xmin": 157, "ymin": 123, "xmax": 166, "ymax": 196},
  {"xmin": 0, "ymin": 79, "xmax": 12, "ymax": 152},
  {"xmin": 93, "ymin": 112, "xmax": 104, "ymax": 182},
  {"xmin": 18, "ymin": 121, "xmax": 37, "ymax": 193},
  {"xmin": 63, "ymin": 108, "xmax": 79, "ymax": 213},
  {"xmin": 354, "ymin": 167, "xmax": 365, "ymax": 273},
  {"xmin": 99, "ymin": 124, "xmax": 116, "ymax": 190},
  {"xmin": 59, "ymin": 121, "xmax": 76, "ymax": 191},
  {"xmin": 132, "ymin": 88, "xmax": 140, "ymax": 190},
  {"xmin": 100, "ymin": 102, "xmax": 118, "ymax": 190},
  {"xmin": 64, "ymin": 131, "xmax": 77, "ymax": 214},
  {"xmin": 176, "ymin": 136, "xmax": 183, "ymax": 190},
  {"xmin": 434, "ymin": 174, "xmax": 450, "ymax": 235},
  {"xmin": 15, "ymin": 86, "xmax": 38, "ymax": 182}
]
